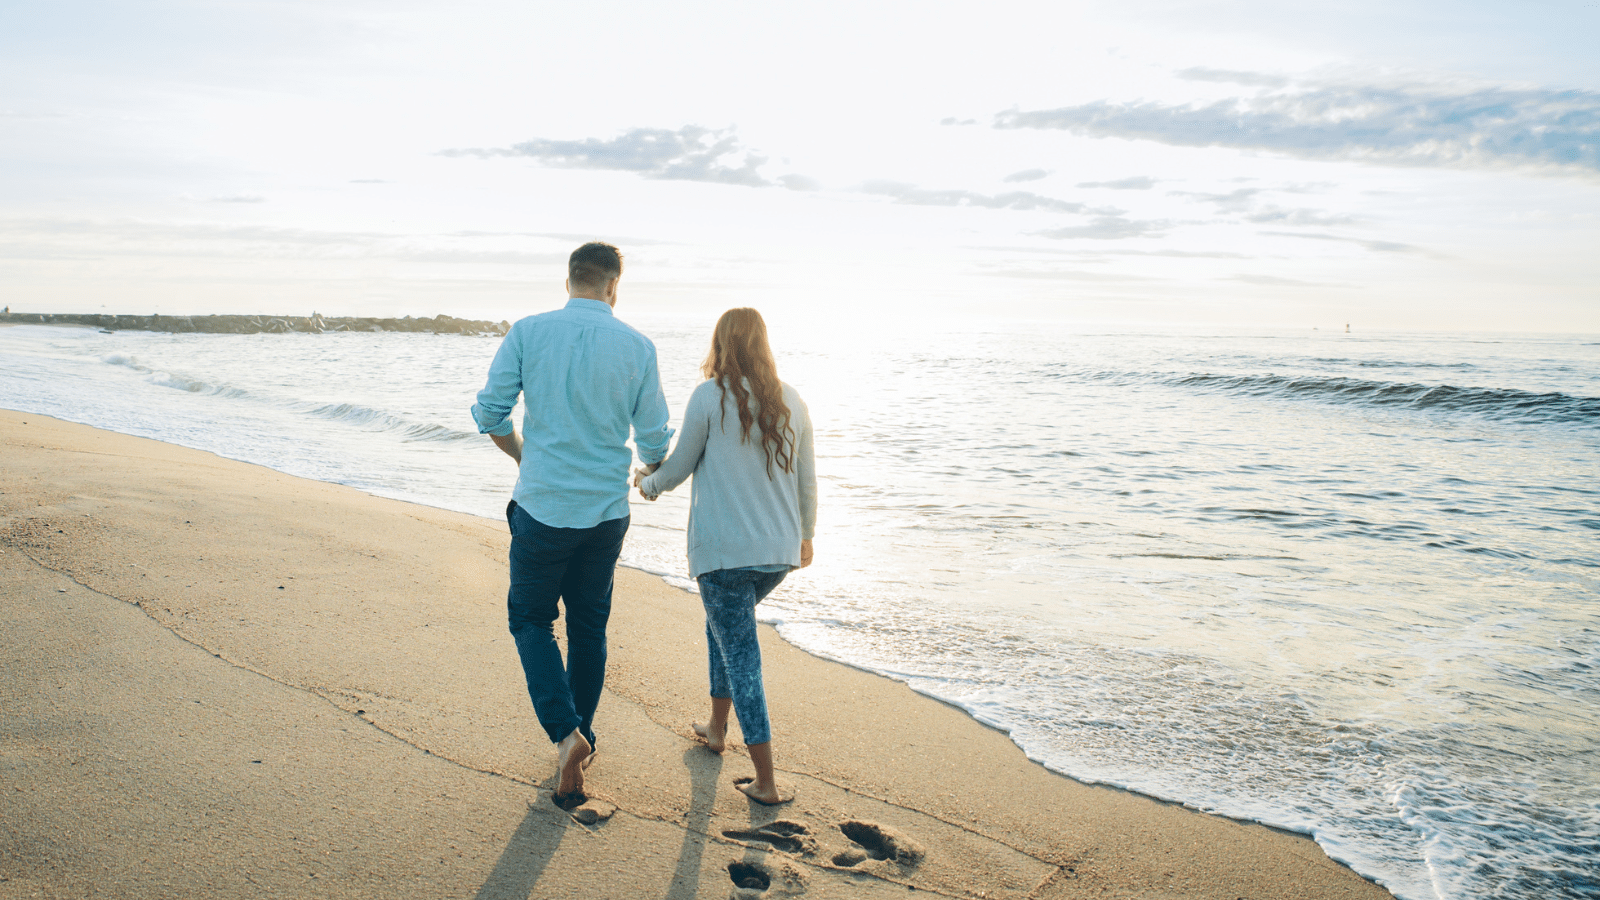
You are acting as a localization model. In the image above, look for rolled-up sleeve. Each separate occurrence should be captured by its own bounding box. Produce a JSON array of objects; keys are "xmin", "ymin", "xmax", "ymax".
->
[
  {"xmin": 630, "ymin": 346, "xmax": 673, "ymax": 464},
  {"xmin": 471, "ymin": 329, "xmax": 522, "ymax": 437}
]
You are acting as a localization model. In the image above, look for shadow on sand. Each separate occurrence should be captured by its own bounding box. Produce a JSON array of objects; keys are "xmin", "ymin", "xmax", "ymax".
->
[
  {"xmin": 472, "ymin": 795, "xmax": 569, "ymax": 900},
  {"xmin": 665, "ymin": 744, "xmax": 724, "ymax": 900}
]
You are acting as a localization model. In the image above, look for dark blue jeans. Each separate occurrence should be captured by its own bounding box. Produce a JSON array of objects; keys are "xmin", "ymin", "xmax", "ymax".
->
[
  {"xmin": 698, "ymin": 566, "xmax": 788, "ymax": 746},
  {"xmin": 506, "ymin": 501, "xmax": 628, "ymax": 746}
]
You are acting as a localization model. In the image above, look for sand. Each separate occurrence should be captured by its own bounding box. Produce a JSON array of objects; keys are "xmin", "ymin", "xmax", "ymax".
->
[{"xmin": 0, "ymin": 408, "xmax": 1395, "ymax": 899}]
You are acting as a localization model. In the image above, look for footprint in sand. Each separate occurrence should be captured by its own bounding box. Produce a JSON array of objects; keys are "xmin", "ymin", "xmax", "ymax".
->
[
  {"xmin": 726, "ymin": 857, "xmax": 807, "ymax": 897},
  {"xmin": 832, "ymin": 820, "xmax": 925, "ymax": 867},
  {"xmin": 728, "ymin": 860, "xmax": 771, "ymax": 891},
  {"xmin": 721, "ymin": 820, "xmax": 815, "ymax": 855},
  {"xmin": 569, "ymin": 799, "xmax": 616, "ymax": 826}
]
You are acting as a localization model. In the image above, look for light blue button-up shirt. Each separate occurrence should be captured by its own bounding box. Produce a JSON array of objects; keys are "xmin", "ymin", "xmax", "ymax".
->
[{"xmin": 471, "ymin": 297, "xmax": 673, "ymax": 529}]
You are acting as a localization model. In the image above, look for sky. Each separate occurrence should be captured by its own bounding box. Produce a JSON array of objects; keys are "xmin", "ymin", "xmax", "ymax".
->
[{"xmin": 2, "ymin": 0, "xmax": 1598, "ymax": 332}]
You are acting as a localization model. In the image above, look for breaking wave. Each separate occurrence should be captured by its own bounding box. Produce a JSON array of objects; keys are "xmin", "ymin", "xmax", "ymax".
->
[
  {"xmin": 298, "ymin": 402, "xmax": 479, "ymax": 443},
  {"xmin": 101, "ymin": 353, "xmax": 475, "ymax": 443},
  {"xmin": 102, "ymin": 352, "xmax": 252, "ymax": 399},
  {"xmin": 1170, "ymin": 372, "xmax": 1599, "ymax": 426}
]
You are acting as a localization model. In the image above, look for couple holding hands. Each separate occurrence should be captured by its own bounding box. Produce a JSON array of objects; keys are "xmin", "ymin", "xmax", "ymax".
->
[{"xmin": 471, "ymin": 242, "xmax": 816, "ymax": 807}]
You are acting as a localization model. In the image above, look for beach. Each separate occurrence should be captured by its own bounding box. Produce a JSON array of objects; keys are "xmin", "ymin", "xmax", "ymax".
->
[{"xmin": 0, "ymin": 408, "xmax": 1395, "ymax": 899}]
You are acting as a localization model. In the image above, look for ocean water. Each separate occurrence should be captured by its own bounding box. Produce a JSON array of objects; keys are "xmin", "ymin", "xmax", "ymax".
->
[{"xmin": 2, "ymin": 319, "xmax": 1596, "ymax": 900}]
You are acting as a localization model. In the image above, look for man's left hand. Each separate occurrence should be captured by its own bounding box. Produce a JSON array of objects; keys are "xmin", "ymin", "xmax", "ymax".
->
[{"xmin": 633, "ymin": 466, "xmax": 659, "ymax": 501}]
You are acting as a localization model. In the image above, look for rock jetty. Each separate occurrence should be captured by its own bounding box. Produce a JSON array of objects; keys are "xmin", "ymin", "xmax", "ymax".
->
[{"xmin": 0, "ymin": 310, "xmax": 511, "ymax": 336}]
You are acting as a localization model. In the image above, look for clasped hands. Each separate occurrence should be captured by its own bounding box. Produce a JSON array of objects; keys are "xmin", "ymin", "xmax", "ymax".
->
[{"xmin": 632, "ymin": 462, "xmax": 660, "ymax": 501}]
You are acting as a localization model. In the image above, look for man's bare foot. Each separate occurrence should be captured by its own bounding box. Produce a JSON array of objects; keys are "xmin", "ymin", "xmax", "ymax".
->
[
  {"xmin": 692, "ymin": 721, "xmax": 726, "ymax": 754},
  {"xmin": 734, "ymin": 776, "xmax": 792, "ymax": 806},
  {"xmin": 555, "ymin": 729, "xmax": 591, "ymax": 800}
]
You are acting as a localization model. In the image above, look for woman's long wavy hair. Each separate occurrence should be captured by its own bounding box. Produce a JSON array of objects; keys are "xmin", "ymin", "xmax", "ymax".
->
[{"xmin": 702, "ymin": 308, "xmax": 795, "ymax": 478}]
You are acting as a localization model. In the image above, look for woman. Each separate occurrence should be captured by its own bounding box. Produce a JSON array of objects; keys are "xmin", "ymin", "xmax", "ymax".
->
[{"xmin": 635, "ymin": 307, "xmax": 816, "ymax": 805}]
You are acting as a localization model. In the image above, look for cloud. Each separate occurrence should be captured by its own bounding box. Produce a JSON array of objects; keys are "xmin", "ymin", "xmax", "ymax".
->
[
  {"xmin": 1258, "ymin": 230, "xmax": 1425, "ymax": 254},
  {"xmin": 1036, "ymin": 216, "xmax": 1168, "ymax": 240},
  {"xmin": 1170, "ymin": 187, "xmax": 1260, "ymax": 211},
  {"xmin": 1003, "ymin": 168, "xmax": 1051, "ymax": 183},
  {"xmin": 442, "ymin": 126, "xmax": 777, "ymax": 187},
  {"xmin": 778, "ymin": 174, "xmax": 821, "ymax": 192},
  {"xmin": 995, "ymin": 81, "xmax": 1600, "ymax": 172},
  {"xmin": 1169, "ymin": 187, "xmax": 1357, "ymax": 226},
  {"xmin": 940, "ymin": 117, "xmax": 979, "ymax": 126},
  {"xmin": 1242, "ymin": 206, "xmax": 1356, "ymax": 226},
  {"xmin": 861, "ymin": 180, "xmax": 1122, "ymax": 215},
  {"xmin": 445, "ymin": 125, "xmax": 1163, "ymax": 229},
  {"xmin": 1176, "ymin": 67, "xmax": 1289, "ymax": 89},
  {"xmin": 1077, "ymin": 176, "xmax": 1156, "ymax": 190},
  {"xmin": 1109, "ymin": 248, "xmax": 1247, "ymax": 258}
]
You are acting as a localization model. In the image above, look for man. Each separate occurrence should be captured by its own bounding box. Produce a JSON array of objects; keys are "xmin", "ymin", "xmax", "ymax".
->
[{"xmin": 471, "ymin": 242, "xmax": 672, "ymax": 803}]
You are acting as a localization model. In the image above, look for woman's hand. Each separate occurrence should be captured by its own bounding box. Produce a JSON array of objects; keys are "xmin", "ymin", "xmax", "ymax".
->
[{"xmin": 800, "ymin": 539, "xmax": 814, "ymax": 568}]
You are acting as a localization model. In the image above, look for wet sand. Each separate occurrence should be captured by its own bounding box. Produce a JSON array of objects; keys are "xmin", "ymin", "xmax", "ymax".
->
[{"xmin": 0, "ymin": 409, "xmax": 1394, "ymax": 899}]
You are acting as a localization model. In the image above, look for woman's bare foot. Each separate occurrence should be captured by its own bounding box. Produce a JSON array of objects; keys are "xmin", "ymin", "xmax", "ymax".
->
[
  {"xmin": 555, "ymin": 729, "xmax": 591, "ymax": 800},
  {"xmin": 694, "ymin": 697, "xmax": 733, "ymax": 753},
  {"xmin": 734, "ymin": 776, "xmax": 793, "ymax": 805},
  {"xmin": 737, "ymin": 741, "xmax": 790, "ymax": 804},
  {"xmin": 692, "ymin": 720, "xmax": 726, "ymax": 753}
]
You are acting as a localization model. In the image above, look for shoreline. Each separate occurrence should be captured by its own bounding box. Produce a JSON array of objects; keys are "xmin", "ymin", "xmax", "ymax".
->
[
  {"xmin": 1, "ymin": 408, "xmax": 1395, "ymax": 898},
  {"xmin": 0, "ymin": 389, "xmax": 1313, "ymax": 844}
]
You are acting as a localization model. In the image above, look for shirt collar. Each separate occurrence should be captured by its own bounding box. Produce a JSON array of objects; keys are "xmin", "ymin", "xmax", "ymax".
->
[{"xmin": 566, "ymin": 297, "xmax": 614, "ymax": 315}]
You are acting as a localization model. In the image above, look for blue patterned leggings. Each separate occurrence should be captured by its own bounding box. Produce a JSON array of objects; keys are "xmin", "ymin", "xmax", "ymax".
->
[{"xmin": 697, "ymin": 566, "xmax": 788, "ymax": 746}]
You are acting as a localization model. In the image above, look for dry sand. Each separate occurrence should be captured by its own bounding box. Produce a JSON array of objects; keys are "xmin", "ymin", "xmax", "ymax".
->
[{"xmin": 0, "ymin": 409, "xmax": 1395, "ymax": 899}]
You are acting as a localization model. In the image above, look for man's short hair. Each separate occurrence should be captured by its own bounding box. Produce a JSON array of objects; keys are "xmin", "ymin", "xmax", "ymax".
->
[{"xmin": 569, "ymin": 242, "xmax": 623, "ymax": 290}]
